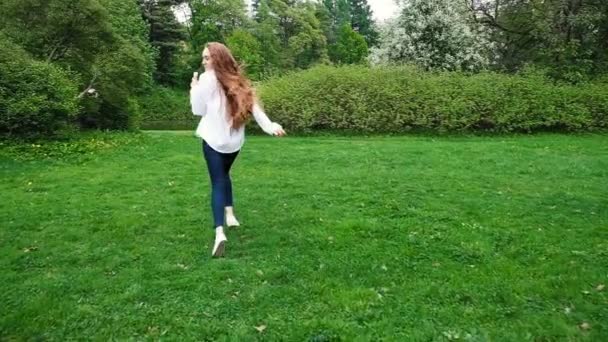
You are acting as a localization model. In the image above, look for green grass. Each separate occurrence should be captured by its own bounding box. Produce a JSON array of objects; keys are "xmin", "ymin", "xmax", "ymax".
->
[{"xmin": 1, "ymin": 132, "xmax": 607, "ymax": 340}]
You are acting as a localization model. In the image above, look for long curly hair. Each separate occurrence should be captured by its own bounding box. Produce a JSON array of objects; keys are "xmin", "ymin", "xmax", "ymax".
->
[{"xmin": 205, "ymin": 42, "xmax": 255, "ymax": 129}]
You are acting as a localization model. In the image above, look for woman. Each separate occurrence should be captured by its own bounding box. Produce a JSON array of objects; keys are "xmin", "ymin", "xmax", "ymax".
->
[{"xmin": 190, "ymin": 42, "xmax": 286, "ymax": 258}]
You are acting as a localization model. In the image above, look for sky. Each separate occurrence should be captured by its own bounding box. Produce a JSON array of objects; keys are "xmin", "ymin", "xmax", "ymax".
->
[
  {"xmin": 174, "ymin": 1, "xmax": 400, "ymax": 24},
  {"xmin": 369, "ymin": 0, "xmax": 399, "ymax": 22}
]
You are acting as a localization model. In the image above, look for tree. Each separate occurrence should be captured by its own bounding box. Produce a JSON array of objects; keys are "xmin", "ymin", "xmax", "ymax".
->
[
  {"xmin": 370, "ymin": 0, "xmax": 494, "ymax": 71},
  {"xmin": 322, "ymin": 0, "xmax": 352, "ymax": 44},
  {"xmin": 226, "ymin": 29, "xmax": 264, "ymax": 79},
  {"xmin": 82, "ymin": 0, "xmax": 157, "ymax": 128},
  {"xmin": 336, "ymin": 0, "xmax": 352, "ymax": 27},
  {"xmin": 331, "ymin": 23, "xmax": 368, "ymax": 64},
  {"xmin": 251, "ymin": 0, "xmax": 283, "ymax": 76},
  {"xmin": 0, "ymin": 0, "xmax": 156, "ymax": 130},
  {"xmin": 315, "ymin": 1, "xmax": 335, "ymax": 45},
  {"xmin": 252, "ymin": 0, "xmax": 263, "ymax": 20},
  {"xmin": 0, "ymin": 34, "xmax": 79, "ymax": 136},
  {"xmin": 189, "ymin": 0, "xmax": 249, "ymax": 48},
  {"xmin": 138, "ymin": 0, "xmax": 184, "ymax": 85},
  {"xmin": 348, "ymin": 0, "xmax": 377, "ymax": 47},
  {"xmin": 0, "ymin": 0, "xmax": 113, "ymax": 72},
  {"xmin": 86, "ymin": 37, "xmax": 153, "ymax": 128},
  {"xmin": 262, "ymin": 0, "xmax": 329, "ymax": 69},
  {"xmin": 467, "ymin": 0, "xmax": 608, "ymax": 80},
  {"xmin": 103, "ymin": 0, "xmax": 155, "ymax": 88},
  {"xmin": 322, "ymin": 0, "xmax": 377, "ymax": 46},
  {"xmin": 321, "ymin": 0, "xmax": 377, "ymax": 62}
]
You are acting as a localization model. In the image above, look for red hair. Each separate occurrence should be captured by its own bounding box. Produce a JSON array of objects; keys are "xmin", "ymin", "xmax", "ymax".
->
[{"xmin": 206, "ymin": 42, "xmax": 255, "ymax": 129}]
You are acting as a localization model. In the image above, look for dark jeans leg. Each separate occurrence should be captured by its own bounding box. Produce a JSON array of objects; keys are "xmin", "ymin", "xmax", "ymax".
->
[{"xmin": 202, "ymin": 140, "xmax": 239, "ymax": 228}]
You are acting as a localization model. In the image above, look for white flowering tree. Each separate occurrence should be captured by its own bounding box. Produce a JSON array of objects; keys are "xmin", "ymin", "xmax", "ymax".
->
[{"xmin": 369, "ymin": 0, "xmax": 495, "ymax": 71}]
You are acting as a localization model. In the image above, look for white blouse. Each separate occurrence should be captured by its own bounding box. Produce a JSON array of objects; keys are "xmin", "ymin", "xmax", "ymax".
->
[{"xmin": 190, "ymin": 70, "xmax": 282, "ymax": 153}]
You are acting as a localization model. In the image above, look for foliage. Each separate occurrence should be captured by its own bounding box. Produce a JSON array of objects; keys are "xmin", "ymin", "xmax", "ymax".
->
[
  {"xmin": 348, "ymin": 0, "xmax": 377, "ymax": 46},
  {"xmin": 258, "ymin": 65, "xmax": 608, "ymax": 133},
  {"xmin": 468, "ymin": 0, "xmax": 608, "ymax": 81},
  {"xmin": 0, "ymin": 0, "xmax": 156, "ymax": 133},
  {"xmin": 330, "ymin": 24, "xmax": 368, "ymax": 64},
  {"xmin": 254, "ymin": 0, "xmax": 329, "ymax": 70},
  {"xmin": 189, "ymin": 0, "xmax": 249, "ymax": 48},
  {"xmin": 0, "ymin": 35, "xmax": 79, "ymax": 137},
  {"xmin": 138, "ymin": 85, "xmax": 191, "ymax": 122},
  {"xmin": 138, "ymin": 0, "xmax": 183, "ymax": 85},
  {"xmin": 370, "ymin": 0, "xmax": 495, "ymax": 71},
  {"xmin": 226, "ymin": 29, "xmax": 264, "ymax": 80},
  {"xmin": 0, "ymin": 0, "xmax": 114, "ymax": 73}
]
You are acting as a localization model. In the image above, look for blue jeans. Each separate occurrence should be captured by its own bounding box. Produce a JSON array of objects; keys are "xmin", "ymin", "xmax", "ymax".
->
[{"xmin": 202, "ymin": 140, "xmax": 240, "ymax": 228}]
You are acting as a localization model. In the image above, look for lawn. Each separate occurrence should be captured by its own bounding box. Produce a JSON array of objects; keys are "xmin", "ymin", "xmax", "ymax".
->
[{"xmin": 1, "ymin": 132, "xmax": 607, "ymax": 340}]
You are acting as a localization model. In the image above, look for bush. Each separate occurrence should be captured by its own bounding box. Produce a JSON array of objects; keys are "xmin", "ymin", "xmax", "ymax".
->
[
  {"xmin": 135, "ymin": 65, "xmax": 608, "ymax": 133},
  {"xmin": 138, "ymin": 85, "xmax": 195, "ymax": 130},
  {"xmin": 0, "ymin": 35, "xmax": 79, "ymax": 137},
  {"xmin": 257, "ymin": 65, "xmax": 608, "ymax": 133},
  {"xmin": 78, "ymin": 37, "xmax": 153, "ymax": 130}
]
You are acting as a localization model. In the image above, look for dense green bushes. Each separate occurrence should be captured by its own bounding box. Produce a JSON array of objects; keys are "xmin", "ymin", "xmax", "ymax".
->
[
  {"xmin": 0, "ymin": 36, "xmax": 79, "ymax": 137},
  {"xmin": 137, "ymin": 65, "xmax": 607, "ymax": 133},
  {"xmin": 0, "ymin": 0, "xmax": 155, "ymax": 137},
  {"xmin": 137, "ymin": 86, "xmax": 196, "ymax": 130},
  {"xmin": 256, "ymin": 66, "xmax": 608, "ymax": 133}
]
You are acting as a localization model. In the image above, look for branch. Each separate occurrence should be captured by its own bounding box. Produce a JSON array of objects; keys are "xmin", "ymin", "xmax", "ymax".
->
[
  {"xmin": 77, "ymin": 70, "xmax": 100, "ymax": 99},
  {"xmin": 467, "ymin": 0, "xmax": 533, "ymax": 36},
  {"xmin": 46, "ymin": 40, "xmax": 65, "ymax": 63}
]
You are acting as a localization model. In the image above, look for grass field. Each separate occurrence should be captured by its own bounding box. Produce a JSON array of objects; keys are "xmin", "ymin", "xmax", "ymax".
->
[{"xmin": 1, "ymin": 132, "xmax": 607, "ymax": 340}]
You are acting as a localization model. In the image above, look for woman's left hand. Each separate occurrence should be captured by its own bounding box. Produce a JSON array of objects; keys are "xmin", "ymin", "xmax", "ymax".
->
[
  {"xmin": 190, "ymin": 72, "xmax": 199, "ymax": 88},
  {"xmin": 274, "ymin": 124, "xmax": 286, "ymax": 137}
]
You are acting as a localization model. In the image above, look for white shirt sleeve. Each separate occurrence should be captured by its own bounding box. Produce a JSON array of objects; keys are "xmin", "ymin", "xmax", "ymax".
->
[
  {"xmin": 252, "ymin": 102, "xmax": 282, "ymax": 135},
  {"xmin": 190, "ymin": 72, "xmax": 216, "ymax": 116}
]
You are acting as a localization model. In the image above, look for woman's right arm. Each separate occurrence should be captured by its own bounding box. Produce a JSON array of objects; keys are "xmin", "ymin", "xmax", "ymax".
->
[
  {"xmin": 190, "ymin": 72, "xmax": 214, "ymax": 116},
  {"xmin": 252, "ymin": 101, "xmax": 286, "ymax": 136}
]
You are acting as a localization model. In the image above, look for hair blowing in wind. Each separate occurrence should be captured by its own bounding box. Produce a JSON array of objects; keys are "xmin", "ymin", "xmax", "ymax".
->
[{"xmin": 205, "ymin": 42, "xmax": 255, "ymax": 129}]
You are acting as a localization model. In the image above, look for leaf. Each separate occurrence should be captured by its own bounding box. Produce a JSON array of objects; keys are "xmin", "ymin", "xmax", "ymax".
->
[
  {"xmin": 23, "ymin": 246, "xmax": 38, "ymax": 253},
  {"xmin": 442, "ymin": 330, "xmax": 460, "ymax": 340},
  {"xmin": 596, "ymin": 284, "xmax": 605, "ymax": 292},
  {"xmin": 579, "ymin": 322, "xmax": 591, "ymax": 331},
  {"xmin": 254, "ymin": 325, "xmax": 266, "ymax": 333}
]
